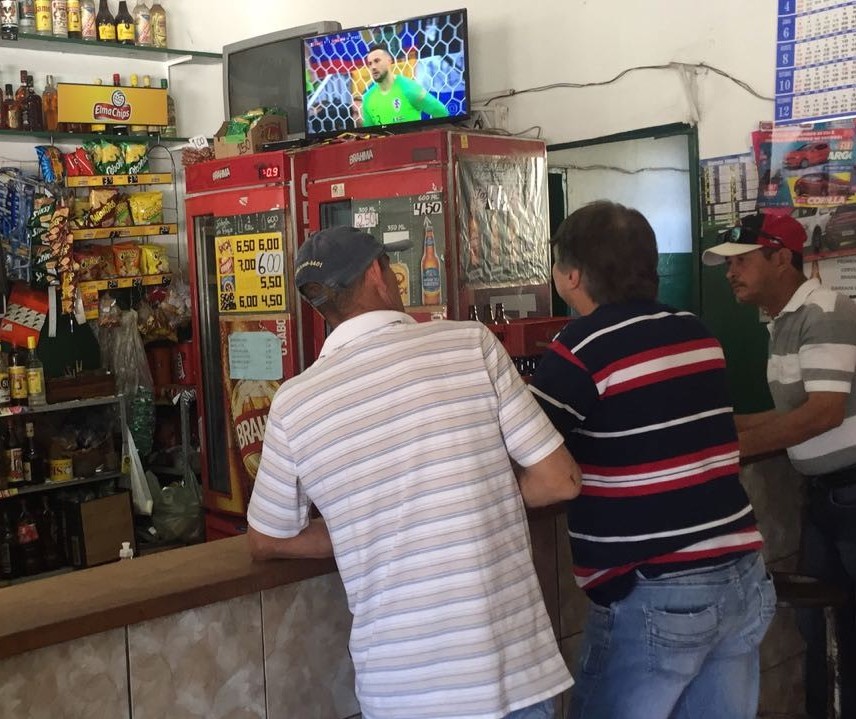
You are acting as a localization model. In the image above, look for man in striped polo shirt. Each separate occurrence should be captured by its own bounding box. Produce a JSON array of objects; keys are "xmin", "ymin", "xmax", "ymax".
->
[
  {"xmin": 531, "ymin": 201, "xmax": 773, "ymax": 719},
  {"xmin": 704, "ymin": 211, "xmax": 856, "ymax": 719},
  {"xmin": 247, "ymin": 226, "xmax": 582, "ymax": 719}
]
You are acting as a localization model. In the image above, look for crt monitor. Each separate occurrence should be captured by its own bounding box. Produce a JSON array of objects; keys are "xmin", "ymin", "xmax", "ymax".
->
[
  {"xmin": 223, "ymin": 21, "xmax": 342, "ymax": 139},
  {"xmin": 302, "ymin": 9, "xmax": 470, "ymax": 137}
]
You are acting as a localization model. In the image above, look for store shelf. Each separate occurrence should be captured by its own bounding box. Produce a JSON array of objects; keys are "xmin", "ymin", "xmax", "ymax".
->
[
  {"xmin": 5, "ymin": 33, "xmax": 222, "ymax": 64},
  {"xmin": 0, "ymin": 566, "xmax": 74, "ymax": 587},
  {"xmin": 0, "ymin": 470, "xmax": 123, "ymax": 499},
  {"xmin": 67, "ymin": 173, "xmax": 172, "ymax": 188},
  {"xmin": 73, "ymin": 224, "xmax": 177, "ymax": 241},
  {"xmin": 0, "ymin": 394, "xmax": 122, "ymax": 418},
  {"xmin": 0, "ymin": 128, "xmax": 194, "ymax": 144}
]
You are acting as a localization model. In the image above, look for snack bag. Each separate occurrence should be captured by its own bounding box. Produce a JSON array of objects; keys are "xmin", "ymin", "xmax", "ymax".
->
[
  {"xmin": 128, "ymin": 192, "xmax": 163, "ymax": 226},
  {"xmin": 64, "ymin": 147, "xmax": 96, "ymax": 177},
  {"xmin": 112, "ymin": 242, "xmax": 142, "ymax": 277},
  {"xmin": 84, "ymin": 139, "xmax": 125, "ymax": 175},
  {"xmin": 121, "ymin": 143, "xmax": 149, "ymax": 175},
  {"xmin": 74, "ymin": 246, "xmax": 106, "ymax": 281},
  {"xmin": 140, "ymin": 244, "xmax": 170, "ymax": 275},
  {"xmin": 98, "ymin": 245, "xmax": 116, "ymax": 278},
  {"xmin": 36, "ymin": 146, "xmax": 65, "ymax": 184},
  {"xmin": 87, "ymin": 189, "xmax": 120, "ymax": 228},
  {"xmin": 115, "ymin": 196, "xmax": 133, "ymax": 227}
]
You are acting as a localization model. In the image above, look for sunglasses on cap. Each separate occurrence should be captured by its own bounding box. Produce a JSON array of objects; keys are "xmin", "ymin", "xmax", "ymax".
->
[{"xmin": 718, "ymin": 225, "xmax": 786, "ymax": 248}]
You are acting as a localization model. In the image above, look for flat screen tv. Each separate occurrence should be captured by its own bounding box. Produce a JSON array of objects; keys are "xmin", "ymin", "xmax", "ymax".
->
[
  {"xmin": 302, "ymin": 9, "xmax": 470, "ymax": 138},
  {"xmin": 223, "ymin": 21, "xmax": 342, "ymax": 140}
]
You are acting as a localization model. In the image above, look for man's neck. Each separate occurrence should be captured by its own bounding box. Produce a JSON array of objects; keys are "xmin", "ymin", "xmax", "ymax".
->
[
  {"xmin": 763, "ymin": 273, "xmax": 808, "ymax": 317},
  {"xmin": 378, "ymin": 74, "xmax": 394, "ymax": 92}
]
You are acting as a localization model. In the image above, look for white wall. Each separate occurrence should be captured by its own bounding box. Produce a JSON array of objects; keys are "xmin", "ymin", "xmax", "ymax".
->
[{"xmin": 160, "ymin": 0, "xmax": 777, "ymax": 157}]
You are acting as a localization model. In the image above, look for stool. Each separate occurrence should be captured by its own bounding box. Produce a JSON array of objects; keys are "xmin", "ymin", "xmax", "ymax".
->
[{"xmin": 772, "ymin": 572, "xmax": 850, "ymax": 719}]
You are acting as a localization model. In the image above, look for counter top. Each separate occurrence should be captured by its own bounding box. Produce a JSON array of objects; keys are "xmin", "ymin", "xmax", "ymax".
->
[{"xmin": 0, "ymin": 535, "xmax": 336, "ymax": 660}]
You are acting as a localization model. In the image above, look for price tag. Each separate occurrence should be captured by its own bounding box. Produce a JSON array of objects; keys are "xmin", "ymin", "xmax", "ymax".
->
[
  {"xmin": 214, "ymin": 231, "xmax": 287, "ymax": 314},
  {"xmin": 188, "ymin": 135, "xmax": 210, "ymax": 150}
]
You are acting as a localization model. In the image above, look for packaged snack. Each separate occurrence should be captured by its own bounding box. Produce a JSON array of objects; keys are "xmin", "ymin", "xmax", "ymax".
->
[
  {"xmin": 121, "ymin": 143, "xmax": 149, "ymax": 175},
  {"xmin": 115, "ymin": 196, "xmax": 133, "ymax": 227},
  {"xmin": 74, "ymin": 246, "xmax": 106, "ymax": 281},
  {"xmin": 140, "ymin": 244, "xmax": 170, "ymax": 275},
  {"xmin": 128, "ymin": 192, "xmax": 163, "ymax": 226},
  {"xmin": 36, "ymin": 146, "xmax": 65, "ymax": 184},
  {"xmin": 98, "ymin": 245, "xmax": 116, "ymax": 277},
  {"xmin": 64, "ymin": 147, "xmax": 96, "ymax": 177},
  {"xmin": 87, "ymin": 189, "xmax": 120, "ymax": 228},
  {"xmin": 84, "ymin": 139, "xmax": 125, "ymax": 175},
  {"xmin": 112, "ymin": 242, "xmax": 142, "ymax": 277}
]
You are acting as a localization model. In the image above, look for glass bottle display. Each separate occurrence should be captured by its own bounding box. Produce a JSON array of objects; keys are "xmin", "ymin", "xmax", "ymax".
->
[
  {"xmin": 132, "ymin": 0, "xmax": 150, "ymax": 46},
  {"xmin": 149, "ymin": 0, "xmax": 165, "ymax": 47},
  {"xmin": 95, "ymin": 0, "xmax": 115, "ymax": 41},
  {"xmin": 26, "ymin": 335, "xmax": 46, "ymax": 406},
  {"xmin": 0, "ymin": 0, "xmax": 19, "ymax": 41},
  {"xmin": 19, "ymin": 0, "xmax": 35, "ymax": 32},
  {"xmin": 34, "ymin": 0, "xmax": 51, "ymax": 34},
  {"xmin": 79, "ymin": 0, "xmax": 96, "ymax": 40},
  {"xmin": 67, "ymin": 0, "xmax": 81, "ymax": 38},
  {"xmin": 42, "ymin": 74, "xmax": 59, "ymax": 131},
  {"xmin": 50, "ymin": 0, "xmax": 67, "ymax": 37},
  {"xmin": 161, "ymin": 77, "xmax": 176, "ymax": 137},
  {"xmin": 114, "ymin": 0, "xmax": 133, "ymax": 44}
]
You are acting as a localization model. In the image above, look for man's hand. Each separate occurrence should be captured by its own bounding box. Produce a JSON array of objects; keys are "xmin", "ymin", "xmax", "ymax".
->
[
  {"xmin": 247, "ymin": 518, "xmax": 334, "ymax": 561},
  {"xmin": 514, "ymin": 444, "xmax": 582, "ymax": 508}
]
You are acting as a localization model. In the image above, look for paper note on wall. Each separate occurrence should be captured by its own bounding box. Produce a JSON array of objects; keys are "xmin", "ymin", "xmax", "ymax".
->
[{"xmin": 228, "ymin": 331, "xmax": 283, "ymax": 381}]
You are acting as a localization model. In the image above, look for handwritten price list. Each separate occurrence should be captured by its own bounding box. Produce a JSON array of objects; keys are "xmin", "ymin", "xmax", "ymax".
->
[{"xmin": 215, "ymin": 232, "xmax": 288, "ymax": 314}]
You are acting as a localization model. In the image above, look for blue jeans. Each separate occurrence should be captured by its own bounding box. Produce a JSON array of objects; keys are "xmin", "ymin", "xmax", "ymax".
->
[
  {"xmin": 504, "ymin": 698, "xmax": 555, "ymax": 719},
  {"xmin": 568, "ymin": 552, "xmax": 775, "ymax": 719}
]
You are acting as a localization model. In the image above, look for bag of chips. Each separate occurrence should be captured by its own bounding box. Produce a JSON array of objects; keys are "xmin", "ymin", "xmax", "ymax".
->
[
  {"xmin": 74, "ymin": 246, "xmax": 106, "ymax": 281},
  {"xmin": 128, "ymin": 192, "xmax": 163, "ymax": 226},
  {"xmin": 140, "ymin": 244, "xmax": 170, "ymax": 275},
  {"xmin": 121, "ymin": 143, "xmax": 149, "ymax": 175},
  {"xmin": 36, "ymin": 146, "xmax": 65, "ymax": 184},
  {"xmin": 112, "ymin": 243, "xmax": 142, "ymax": 277},
  {"xmin": 64, "ymin": 147, "xmax": 96, "ymax": 177},
  {"xmin": 84, "ymin": 139, "xmax": 125, "ymax": 175},
  {"xmin": 115, "ymin": 196, "xmax": 133, "ymax": 227},
  {"xmin": 87, "ymin": 189, "xmax": 120, "ymax": 228}
]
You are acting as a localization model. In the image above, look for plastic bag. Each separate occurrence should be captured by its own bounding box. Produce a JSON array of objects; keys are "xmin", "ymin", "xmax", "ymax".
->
[
  {"xmin": 151, "ymin": 475, "xmax": 204, "ymax": 543},
  {"xmin": 126, "ymin": 429, "xmax": 154, "ymax": 516},
  {"xmin": 110, "ymin": 310, "xmax": 155, "ymax": 456}
]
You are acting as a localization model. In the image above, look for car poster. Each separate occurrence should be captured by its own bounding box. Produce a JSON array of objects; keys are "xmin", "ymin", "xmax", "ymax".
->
[{"xmin": 753, "ymin": 120, "xmax": 856, "ymax": 262}]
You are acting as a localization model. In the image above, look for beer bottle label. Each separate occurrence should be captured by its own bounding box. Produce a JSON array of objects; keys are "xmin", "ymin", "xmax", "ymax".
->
[
  {"xmin": 9, "ymin": 367, "xmax": 27, "ymax": 400},
  {"xmin": 26, "ymin": 368, "xmax": 43, "ymax": 396},
  {"xmin": 17, "ymin": 520, "xmax": 38, "ymax": 544},
  {"xmin": 116, "ymin": 20, "xmax": 133, "ymax": 40},
  {"xmin": 0, "ymin": 371, "xmax": 10, "ymax": 404},
  {"xmin": 97, "ymin": 21, "xmax": 115, "ymax": 40},
  {"xmin": 23, "ymin": 461, "xmax": 32, "ymax": 484},
  {"xmin": 6, "ymin": 448, "xmax": 24, "ymax": 484}
]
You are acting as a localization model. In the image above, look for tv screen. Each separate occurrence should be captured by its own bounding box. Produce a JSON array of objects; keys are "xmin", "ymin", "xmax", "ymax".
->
[
  {"xmin": 302, "ymin": 9, "xmax": 469, "ymax": 137},
  {"xmin": 223, "ymin": 22, "xmax": 341, "ymax": 139}
]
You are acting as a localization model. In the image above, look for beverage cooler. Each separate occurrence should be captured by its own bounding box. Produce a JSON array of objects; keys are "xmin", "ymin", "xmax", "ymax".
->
[
  {"xmin": 184, "ymin": 150, "xmax": 313, "ymax": 539},
  {"xmin": 305, "ymin": 129, "xmax": 559, "ymax": 359}
]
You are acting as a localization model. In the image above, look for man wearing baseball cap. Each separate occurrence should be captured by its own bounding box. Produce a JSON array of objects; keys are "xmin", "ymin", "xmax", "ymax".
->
[
  {"xmin": 705, "ymin": 211, "xmax": 856, "ymax": 719},
  {"xmin": 247, "ymin": 226, "xmax": 582, "ymax": 719}
]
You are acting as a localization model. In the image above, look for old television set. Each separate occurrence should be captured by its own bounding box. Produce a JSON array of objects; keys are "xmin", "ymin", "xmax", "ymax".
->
[
  {"xmin": 302, "ymin": 9, "xmax": 470, "ymax": 138},
  {"xmin": 223, "ymin": 21, "xmax": 342, "ymax": 140}
]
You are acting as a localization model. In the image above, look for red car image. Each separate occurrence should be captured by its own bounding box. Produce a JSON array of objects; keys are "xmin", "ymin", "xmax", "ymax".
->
[
  {"xmin": 824, "ymin": 204, "xmax": 856, "ymax": 250},
  {"xmin": 793, "ymin": 172, "xmax": 852, "ymax": 198},
  {"xmin": 784, "ymin": 142, "xmax": 831, "ymax": 169}
]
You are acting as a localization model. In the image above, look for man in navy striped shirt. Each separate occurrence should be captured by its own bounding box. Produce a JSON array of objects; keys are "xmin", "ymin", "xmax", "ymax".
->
[{"xmin": 531, "ymin": 201, "xmax": 773, "ymax": 719}]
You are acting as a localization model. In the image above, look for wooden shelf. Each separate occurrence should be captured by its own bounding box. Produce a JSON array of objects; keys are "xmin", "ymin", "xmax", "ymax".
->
[{"xmin": 0, "ymin": 471, "xmax": 122, "ymax": 500}]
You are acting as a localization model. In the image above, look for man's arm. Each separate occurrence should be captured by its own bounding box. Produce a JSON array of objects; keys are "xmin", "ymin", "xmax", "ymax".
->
[
  {"xmin": 738, "ymin": 391, "xmax": 848, "ymax": 459},
  {"xmin": 247, "ymin": 518, "xmax": 333, "ymax": 561},
  {"xmin": 402, "ymin": 77, "xmax": 450, "ymax": 118},
  {"xmin": 514, "ymin": 444, "xmax": 582, "ymax": 508},
  {"xmin": 734, "ymin": 410, "xmax": 779, "ymax": 432}
]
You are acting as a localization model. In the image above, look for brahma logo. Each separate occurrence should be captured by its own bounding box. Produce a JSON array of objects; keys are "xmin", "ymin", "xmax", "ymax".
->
[
  {"xmin": 348, "ymin": 149, "xmax": 374, "ymax": 166},
  {"xmin": 212, "ymin": 167, "xmax": 231, "ymax": 182},
  {"xmin": 93, "ymin": 90, "xmax": 131, "ymax": 121}
]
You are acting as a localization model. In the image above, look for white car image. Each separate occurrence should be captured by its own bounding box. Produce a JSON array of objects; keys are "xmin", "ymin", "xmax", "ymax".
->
[{"xmin": 791, "ymin": 206, "xmax": 832, "ymax": 253}]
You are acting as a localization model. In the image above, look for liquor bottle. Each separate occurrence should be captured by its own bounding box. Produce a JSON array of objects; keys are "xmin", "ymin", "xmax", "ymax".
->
[
  {"xmin": 26, "ymin": 335, "xmax": 46, "ymax": 406},
  {"xmin": 37, "ymin": 495, "xmax": 61, "ymax": 568},
  {"xmin": 494, "ymin": 302, "xmax": 510, "ymax": 324},
  {"xmin": 67, "ymin": 0, "xmax": 80, "ymax": 37},
  {"xmin": 0, "ymin": 352, "xmax": 10, "ymax": 407},
  {"xmin": 5, "ymin": 419, "xmax": 24, "ymax": 487},
  {"xmin": 50, "ymin": 0, "xmax": 67, "ymax": 37},
  {"xmin": 95, "ymin": 0, "xmax": 114, "ymax": 41},
  {"xmin": 420, "ymin": 216, "xmax": 441, "ymax": 305},
  {"xmin": 23, "ymin": 75, "xmax": 43, "ymax": 131},
  {"xmin": 42, "ymin": 74, "xmax": 58, "ymax": 131},
  {"xmin": 79, "ymin": 0, "xmax": 95, "ymax": 40},
  {"xmin": 142, "ymin": 74, "xmax": 159, "ymax": 135},
  {"xmin": 23, "ymin": 421, "xmax": 44, "ymax": 485},
  {"xmin": 0, "ymin": 511, "xmax": 16, "ymax": 579},
  {"xmin": 131, "ymin": 0, "xmax": 149, "ymax": 46},
  {"xmin": 149, "ymin": 0, "xmax": 164, "ymax": 47},
  {"xmin": 8, "ymin": 346, "xmax": 27, "ymax": 407},
  {"xmin": 467, "ymin": 304, "xmax": 480, "ymax": 322},
  {"xmin": 15, "ymin": 69, "xmax": 27, "ymax": 104},
  {"xmin": 2, "ymin": 84, "xmax": 19, "ymax": 129},
  {"xmin": 114, "ymin": 0, "xmax": 132, "ymax": 43},
  {"xmin": 111, "ymin": 72, "xmax": 128, "ymax": 135},
  {"xmin": 160, "ymin": 77, "xmax": 176, "ymax": 137},
  {"xmin": 481, "ymin": 304, "xmax": 495, "ymax": 324},
  {"xmin": 1, "ymin": 0, "xmax": 19, "ymax": 40},
  {"xmin": 90, "ymin": 77, "xmax": 106, "ymax": 133},
  {"xmin": 128, "ymin": 74, "xmax": 146, "ymax": 135},
  {"xmin": 19, "ymin": 0, "xmax": 35, "ymax": 32},
  {"xmin": 16, "ymin": 499, "xmax": 42, "ymax": 576},
  {"xmin": 33, "ymin": 0, "xmax": 49, "ymax": 34}
]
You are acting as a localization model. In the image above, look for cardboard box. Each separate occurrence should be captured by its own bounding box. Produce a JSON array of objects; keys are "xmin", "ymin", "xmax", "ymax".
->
[
  {"xmin": 213, "ymin": 115, "xmax": 288, "ymax": 159},
  {"xmin": 64, "ymin": 491, "xmax": 135, "ymax": 568}
]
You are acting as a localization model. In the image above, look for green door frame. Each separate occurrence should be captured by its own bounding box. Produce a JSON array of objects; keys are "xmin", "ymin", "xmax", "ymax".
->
[{"xmin": 547, "ymin": 122, "xmax": 702, "ymax": 315}]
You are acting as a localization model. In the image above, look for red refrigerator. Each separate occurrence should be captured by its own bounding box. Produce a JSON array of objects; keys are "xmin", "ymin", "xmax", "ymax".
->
[
  {"xmin": 305, "ymin": 128, "xmax": 559, "ymax": 358},
  {"xmin": 184, "ymin": 150, "xmax": 314, "ymax": 539}
]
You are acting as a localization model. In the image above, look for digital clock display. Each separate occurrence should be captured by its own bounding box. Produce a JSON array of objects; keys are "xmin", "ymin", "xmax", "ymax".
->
[{"xmin": 258, "ymin": 164, "xmax": 281, "ymax": 180}]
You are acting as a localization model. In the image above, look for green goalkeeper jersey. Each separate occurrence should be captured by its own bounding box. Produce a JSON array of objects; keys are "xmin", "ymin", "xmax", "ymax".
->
[{"xmin": 362, "ymin": 75, "xmax": 449, "ymax": 127}]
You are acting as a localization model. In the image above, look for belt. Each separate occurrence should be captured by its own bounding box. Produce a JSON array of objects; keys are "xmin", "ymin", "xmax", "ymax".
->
[{"xmin": 810, "ymin": 466, "xmax": 856, "ymax": 490}]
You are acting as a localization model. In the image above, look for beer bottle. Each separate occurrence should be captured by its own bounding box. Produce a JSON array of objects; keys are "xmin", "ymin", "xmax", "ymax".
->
[
  {"xmin": 5, "ymin": 419, "xmax": 24, "ymax": 488},
  {"xmin": 9, "ymin": 347, "xmax": 28, "ymax": 407},
  {"xmin": 0, "ymin": 351, "xmax": 10, "ymax": 408},
  {"xmin": 23, "ymin": 421, "xmax": 44, "ymax": 485},
  {"xmin": 114, "ymin": 0, "xmax": 133, "ymax": 44},
  {"xmin": 420, "ymin": 216, "xmax": 441, "ymax": 306},
  {"xmin": 0, "ymin": 511, "xmax": 17, "ymax": 580},
  {"xmin": 494, "ymin": 302, "xmax": 510, "ymax": 324},
  {"xmin": 95, "ymin": 0, "xmax": 114, "ymax": 41},
  {"xmin": 481, "ymin": 304, "xmax": 495, "ymax": 324},
  {"xmin": 37, "ymin": 495, "xmax": 61, "ymax": 569},
  {"xmin": 467, "ymin": 304, "xmax": 479, "ymax": 322},
  {"xmin": 16, "ymin": 498, "xmax": 42, "ymax": 576}
]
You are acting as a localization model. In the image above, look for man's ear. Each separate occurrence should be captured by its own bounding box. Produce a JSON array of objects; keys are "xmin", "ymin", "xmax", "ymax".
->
[{"xmin": 567, "ymin": 266, "xmax": 583, "ymax": 290}]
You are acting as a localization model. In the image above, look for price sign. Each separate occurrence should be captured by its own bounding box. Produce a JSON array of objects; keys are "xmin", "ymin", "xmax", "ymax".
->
[{"xmin": 214, "ymin": 231, "xmax": 288, "ymax": 314}]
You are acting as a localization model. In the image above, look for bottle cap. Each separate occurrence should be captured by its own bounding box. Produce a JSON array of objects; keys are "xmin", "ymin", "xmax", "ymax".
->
[
  {"xmin": 119, "ymin": 541, "xmax": 134, "ymax": 559},
  {"xmin": 113, "ymin": 73, "xmax": 121, "ymax": 85},
  {"xmin": 26, "ymin": 336, "xmax": 36, "ymax": 350}
]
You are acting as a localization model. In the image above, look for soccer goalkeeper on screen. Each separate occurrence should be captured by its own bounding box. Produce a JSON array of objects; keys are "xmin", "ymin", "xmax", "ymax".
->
[{"xmin": 362, "ymin": 44, "xmax": 450, "ymax": 127}]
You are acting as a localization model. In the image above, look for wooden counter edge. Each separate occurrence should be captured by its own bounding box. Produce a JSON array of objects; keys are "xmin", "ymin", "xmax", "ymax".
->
[{"xmin": 0, "ymin": 535, "xmax": 337, "ymax": 660}]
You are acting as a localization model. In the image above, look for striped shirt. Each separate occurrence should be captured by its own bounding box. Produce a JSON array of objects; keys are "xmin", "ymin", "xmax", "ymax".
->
[
  {"xmin": 530, "ymin": 302, "xmax": 762, "ymax": 593},
  {"xmin": 767, "ymin": 278, "xmax": 856, "ymax": 475},
  {"xmin": 247, "ymin": 311, "xmax": 572, "ymax": 719}
]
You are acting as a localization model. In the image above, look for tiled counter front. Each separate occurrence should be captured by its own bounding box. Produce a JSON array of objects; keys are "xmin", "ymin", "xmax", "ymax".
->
[{"xmin": 0, "ymin": 574, "xmax": 358, "ymax": 719}]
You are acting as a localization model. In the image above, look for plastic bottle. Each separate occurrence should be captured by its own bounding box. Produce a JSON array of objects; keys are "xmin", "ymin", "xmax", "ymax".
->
[
  {"xmin": 25, "ymin": 335, "xmax": 46, "ymax": 406},
  {"xmin": 149, "ymin": 0, "xmax": 164, "ymax": 47},
  {"xmin": 132, "ymin": 0, "xmax": 150, "ymax": 46},
  {"xmin": 119, "ymin": 540, "xmax": 134, "ymax": 559}
]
